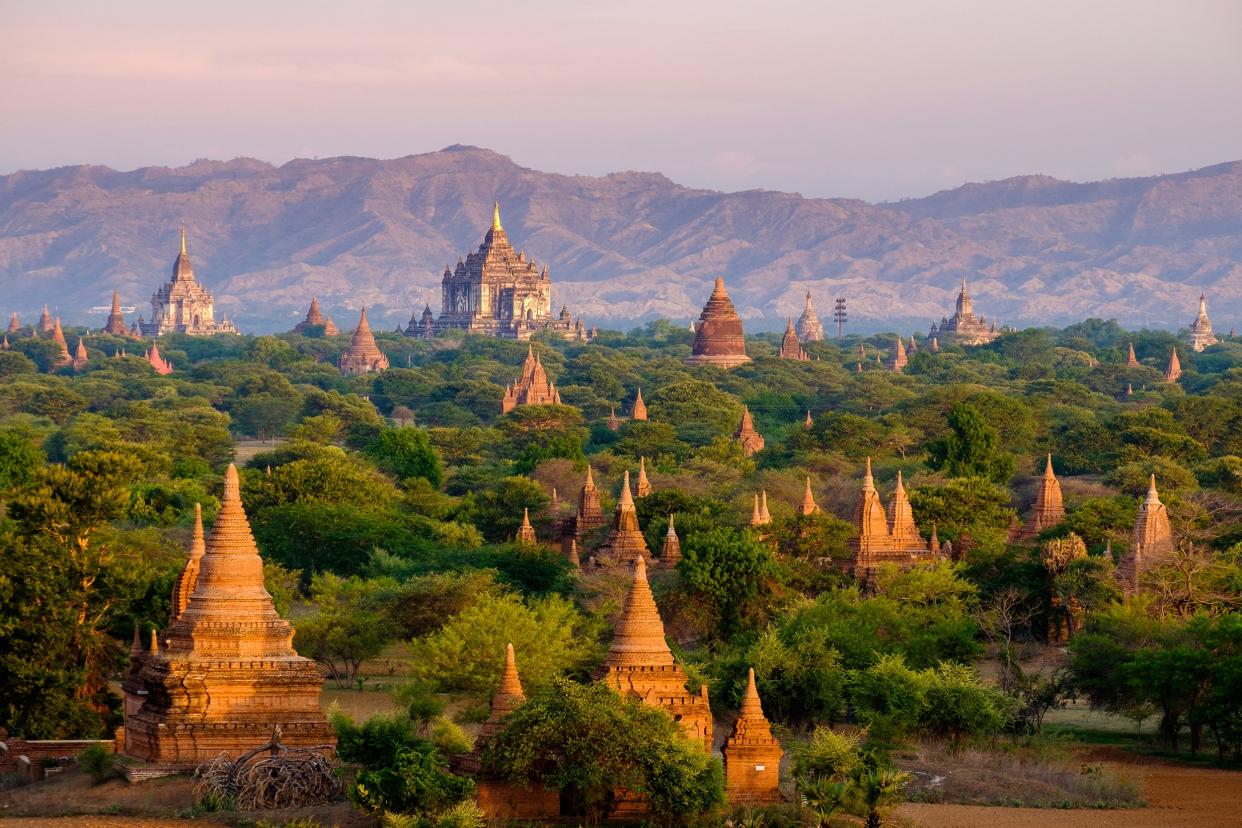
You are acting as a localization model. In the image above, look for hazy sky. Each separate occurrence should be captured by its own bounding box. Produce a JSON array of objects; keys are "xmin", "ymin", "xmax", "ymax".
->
[{"xmin": 3, "ymin": 0, "xmax": 1240, "ymax": 201}]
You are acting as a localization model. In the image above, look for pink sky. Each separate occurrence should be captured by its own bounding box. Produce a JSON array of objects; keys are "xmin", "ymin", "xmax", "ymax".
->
[{"xmin": 2, "ymin": 0, "xmax": 1240, "ymax": 200}]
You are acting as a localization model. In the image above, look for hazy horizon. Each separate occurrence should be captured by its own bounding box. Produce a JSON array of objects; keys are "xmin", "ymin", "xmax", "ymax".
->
[{"xmin": 4, "ymin": 0, "xmax": 1241, "ymax": 201}]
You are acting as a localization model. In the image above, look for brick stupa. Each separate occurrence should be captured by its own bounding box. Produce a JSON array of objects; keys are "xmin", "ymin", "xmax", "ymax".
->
[
  {"xmin": 734, "ymin": 406, "xmax": 765, "ymax": 456},
  {"xmin": 294, "ymin": 296, "xmax": 339, "ymax": 336},
  {"xmin": 631, "ymin": 388, "xmax": 648, "ymax": 421},
  {"xmin": 474, "ymin": 644, "xmax": 559, "ymax": 820},
  {"xmin": 888, "ymin": 337, "xmax": 908, "ymax": 372},
  {"xmin": 515, "ymin": 508, "xmax": 537, "ymax": 545},
  {"xmin": 144, "ymin": 341, "xmax": 173, "ymax": 375},
  {"xmin": 723, "ymin": 668, "xmax": 783, "ymax": 805},
  {"xmin": 660, "ymin": 514, "xmax": 681, "ymax": 567},
  {"xmin": 592, "ymin": 471, "xmax": 650, "ymax": 567},
  {"xmin": 1119, "ymin": 475, "xmax": 1175, "ymax": 591},
  {"xmin": 50, "ymin": 318, "xmax": 72, "ymax": 368},
  {"xmin": 846, "ymin": 459, "xmax": 939, "ymax": 584},
  {"xmin": 339, "ymin": 307, "xmax": 389, "ymax": 375},
  {"xmin": 72, "ymin": 338, "xmax": 88, "ymax": 371},
  {"xmin": 102, "ymin": 290, "xmax": 131, "ymax": 336},
  {"xmin": 685, "ymin": 278, "xmax": 750, "ymax": 368},
  {"xmin": 636, "ymin": 457, "xmax": 653, "ymax": 497},
  {"xmin": 38, "ymin": 304, "xmax": 54, "ymax": 334},
  {"xmin": 123, "ymin": 465, "xmax": 333, "ymax": 764},
  {"xmin": 1020, "ymin": 455, "xmax": 1065, "ymax": 539},
  {"xmin": 501, "ymin": 345, "xmax": 561, "ymax": 413},
  {"xmin": 597, "ymin": 556, "xmax": 712, "ymax": 752},
  {"xmin": 778, "ymin": 319, "xmax": 809, "ymax": 360},
  {"xmin": 1164, "ymin": 347, "xmax": 1182, "ymax": 382},
  {"xmin": 562, "ymin": 465, "xmax": 604, "ymax": 556},
  {"xmin": 799, "ymin": 477, "xmax": 819, "ymax": 517}
]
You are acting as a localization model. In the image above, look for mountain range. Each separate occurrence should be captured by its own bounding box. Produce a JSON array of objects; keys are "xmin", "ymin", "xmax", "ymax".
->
[{"xmin": 1, "ymin": 145, "xmax": 1239, "ymax": 334}]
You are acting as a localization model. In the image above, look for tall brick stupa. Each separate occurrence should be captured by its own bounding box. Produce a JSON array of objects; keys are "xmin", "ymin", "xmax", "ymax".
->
[
  {"xmin": 685, "ymin": 278, "xmax": 751, "ymax": 368},
  {"xmin": 123, "ymin": 465, "xmax": 333, "ymax": 764}
]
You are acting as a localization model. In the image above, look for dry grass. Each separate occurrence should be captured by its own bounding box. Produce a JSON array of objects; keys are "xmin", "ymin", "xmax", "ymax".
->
[{"xmin": 897, "ymin": 741, "xmax": 1142, "ymax": 809}]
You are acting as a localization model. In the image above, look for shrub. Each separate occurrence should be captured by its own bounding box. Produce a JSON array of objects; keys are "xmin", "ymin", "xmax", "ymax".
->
[{"xmin": 78, "ymin": 743, "xmax": 117, "ymax": 784}]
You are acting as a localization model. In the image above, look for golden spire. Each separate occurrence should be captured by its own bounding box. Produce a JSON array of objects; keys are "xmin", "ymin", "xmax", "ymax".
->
[
  {"xmin": 800, "ymin": 476, "xmax": 819, "ymax": 516},
  {"xmin": 180, "ymin": 225, "xmax": 187, "ymax": 255},
  {"xmin": 605, "ymin": 556, "xmax": 674, "ymax": 668},
  {"xmin": 739, "ymin": 667, "xmax": 765, "ymax": 718},
  {"xmin": 492, "ymin": 201, "xmax": 502, "ymax": 231},
  {"xmin": 618, "ymin": 470, "xmax": 635, "ymax": 511},
  {"xmin": 498, "ymin": 642, "xmax": 524, "ymax": 698}
]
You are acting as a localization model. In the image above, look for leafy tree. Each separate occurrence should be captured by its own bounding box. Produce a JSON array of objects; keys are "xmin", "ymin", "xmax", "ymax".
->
[
  {"xmin": 927, "ymin": 402, "xmax": 1015, "ymax": 483},
  {"xmin": 0, "ymin": 451, "xmax": 152, "ymax": 736},
  {"xmin": 0, "ymin": 350, "xmax": 38, "ymax": 378},
  {"xmin": 407, "ymin": 593, "xmax": 600, "ymax": 694},
  {"xmin": 460, "ymin": 476, "xmax": 550, "ymax": 542},
  {"xmin": 366, "ymin": 427, "xmax": 444, "ymax": 488},
  {"xmin": 678, "ymin": 527, "xmax": 778, "ymax": 635},
  {"xmin": 230, "ymin": 392, "xmax": 299, "ymax": 440},
  {"xmin": 351, "ymin": 743, "xmax": 476, "ymax": 817},
  {"xmin": 294, "ymin": 573, "xmax": 397, "ymax": 687},
  {"xmin": 917, "ymin": 661, "xmax": 1015, "ymax": 745},
  {"xmin": 0, "ymin": 429, "xmax": 44, "ymax": 491},
  {"xmin": 908, "ymin": 476, "xmax": 1016, "ymax": 552},
  {"xmin": 484, "ymin": 679, "xmax": 724, "ymax": 824},
  {"xmin": 747, "ymin": 626, "xmax": 849, "ymax": 726}
]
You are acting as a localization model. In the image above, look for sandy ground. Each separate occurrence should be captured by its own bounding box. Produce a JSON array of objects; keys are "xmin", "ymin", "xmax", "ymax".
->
[{"xmin": 898, "ymin": 748, "xmax": 1242, "ymax": 828}]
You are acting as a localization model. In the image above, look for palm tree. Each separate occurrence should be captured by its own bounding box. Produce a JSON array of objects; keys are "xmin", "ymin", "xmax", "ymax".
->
[
  {"xmin": 800, "ymin": 777, "xmax": 850, "ymax": 826},
  {"xmin": 851, "ymin": 765, "xmax": 911, "ymax": 828}
]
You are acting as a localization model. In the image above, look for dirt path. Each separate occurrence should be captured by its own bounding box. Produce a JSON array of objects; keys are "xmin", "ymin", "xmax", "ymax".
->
[
  {"xmin": 0, "ymin": 820, "xmax": 226, "ymax": 827},
  {"xmin": 898, "ymin": 750, "xmax": 1242, "ymax": 828}
]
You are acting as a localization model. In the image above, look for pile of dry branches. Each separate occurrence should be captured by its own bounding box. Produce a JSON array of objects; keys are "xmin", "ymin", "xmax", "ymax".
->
[{"xmin": 194, "ymin": 726, "xmax": 342, "ymax": 810}]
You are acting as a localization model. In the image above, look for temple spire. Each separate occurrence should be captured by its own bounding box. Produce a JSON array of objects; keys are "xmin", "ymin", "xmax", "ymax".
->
[
  {"xmin": 180, "ymin": 225, "xmax": 187, "ymax": 255},
  {"xmin": 604, "ymin": 556, "xmax": 673, "ymax": 667},
  {"xmin": 739, "ymin": 667, "xmax": 764, "ymax": 718},
  {"xmin": 492, "ymin": 201, "xmax": 502, "ymax": 231},
  {"xmin": 799, "ymin": 477, "xmax": 819, "ymax": 516},
  {"xmin": 618, "ymin": 470, "xmax": 634, "ymax": 511}
]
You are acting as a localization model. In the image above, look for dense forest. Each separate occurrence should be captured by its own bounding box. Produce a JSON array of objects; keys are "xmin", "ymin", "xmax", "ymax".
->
[{"xmin": 1, "ymin": 317, "xmax": 1240, "ymax": 824}]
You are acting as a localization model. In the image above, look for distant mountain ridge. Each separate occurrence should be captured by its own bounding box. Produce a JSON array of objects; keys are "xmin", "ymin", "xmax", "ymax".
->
[{"xmin": 0, "ymin": 146, "xmax": 1238, "ymax": 334}]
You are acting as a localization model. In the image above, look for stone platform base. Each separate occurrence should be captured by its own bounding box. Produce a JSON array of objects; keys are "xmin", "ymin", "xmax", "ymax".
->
[{"xmin": 119, "ymin": 763, "xmax": 191, "ymax": 782}]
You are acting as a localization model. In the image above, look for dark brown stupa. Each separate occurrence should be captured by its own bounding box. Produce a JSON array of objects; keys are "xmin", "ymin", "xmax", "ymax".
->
[
  {"xmin": 660, "ymin": 514, "xmax": 681, "ymax": 567},
  {"xmin": 734, "ymin": 406, "xmax": 765, "ymax": 456},
  {"xmin": 102, "ymin": 290, "xmax": 131, "ymax": 336},
  {"xmin": 123, "ymin": 466, "xmax": 332, "ymax": 764},
  {"xmin": 295, "ymin": 296, "xmax": 339, "ymax": 336},
  {"xmin": 686, "ymin": 278, "xmax": 750, "ymax": 368},
  {"xmin": 1020, "ymin": 455, "xmax": 1065, "ymax": 539},
  {"xmin": 778, "ymin": 319, "xmax": 809, "ymax": 360},
  {"xmin": 592, "ymin": 471, "xmax": 650, "ymax": 567}
]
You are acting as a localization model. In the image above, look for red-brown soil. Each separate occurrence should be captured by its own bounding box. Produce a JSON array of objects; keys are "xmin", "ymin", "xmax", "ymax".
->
[
  {"xmin": 0, "ymin": 765, "xmax": 370, "ymax": 826},
  {"xmin": 898, "ymin": 748, "xmax": 1242, "ymax": 827}
]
